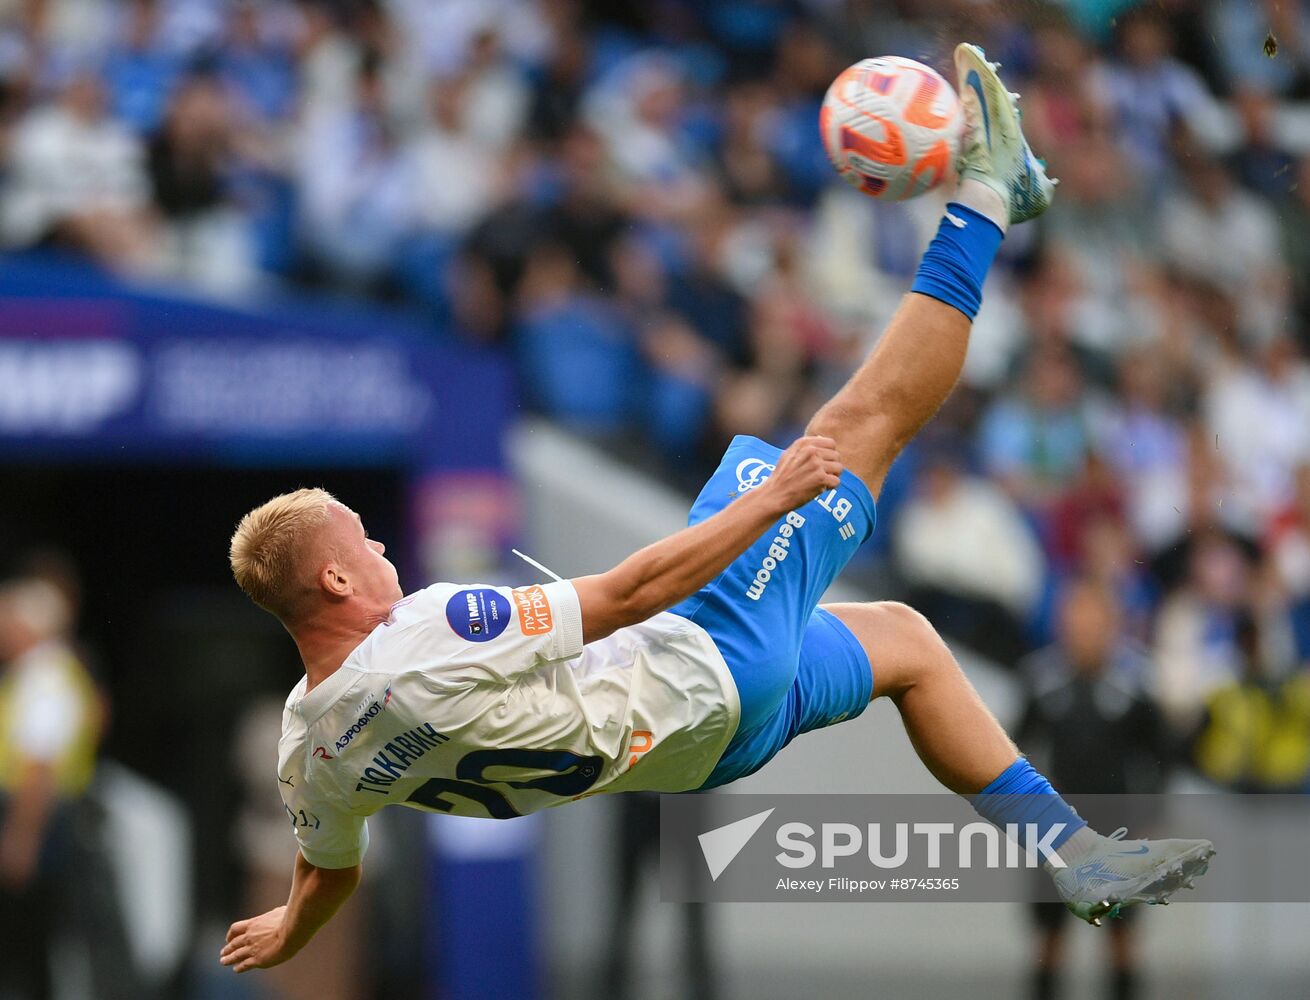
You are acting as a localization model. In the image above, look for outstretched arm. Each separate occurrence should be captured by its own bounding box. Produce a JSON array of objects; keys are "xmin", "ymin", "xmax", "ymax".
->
[
  {"xmin": 220, "ymin": 852, "xmax": 360, "ymax": 973},
  {"xmin": 572, "ymin": 435, "xmax": 842, "ymax": 643}
]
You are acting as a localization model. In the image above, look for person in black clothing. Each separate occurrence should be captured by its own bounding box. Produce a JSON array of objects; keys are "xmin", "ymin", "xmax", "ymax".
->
[
  {"xmin": 601, "ymin": 793, "xmax": 718, "ymax": 1000},
  {"xmin": 1016, "ymin": 578, "xmax": 1169, "ymax": 1000},
  {"xmin": 147, "ymin": 71, "xmax": 233, "ymax": 222}
]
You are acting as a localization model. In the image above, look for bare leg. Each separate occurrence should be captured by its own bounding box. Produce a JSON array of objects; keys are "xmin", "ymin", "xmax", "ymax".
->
[
  {"xmin": 807, "ymin": 293, "xmax": 971, "ymax": 497},
  {"xmin": 823, "ymin": 600, "xmax": 1016, "ymax": 794}
]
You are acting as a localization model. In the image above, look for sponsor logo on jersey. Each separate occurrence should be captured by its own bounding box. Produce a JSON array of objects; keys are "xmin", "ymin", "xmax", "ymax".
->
[
  {"xmin": 512, "ymin": 585, "xmax": 554, "ymax": 635},
  {"xmin": 331, "ymin": 690, "xmax": 392, "ymax": 752},
  {"xmin": 312, "ymin": 746, "xmax": 334, "ymax": 760},
  {"xmin": 735, "ymin": 457, "xmax": 776, "ymax": 494},
  {"xmin": 628, "ymin": 730, "xmax": 654, "ymax": 769},
  {"xmin": 354, "ymin": 722, "xmax": 451, "ymax": 795},
  {"xmin": 446, "ymin": 588, "xmax": 510, "ymax": 642},
  {"xmin": 745, "ymin": 511, "xmax": 806, "ymax": 601}
]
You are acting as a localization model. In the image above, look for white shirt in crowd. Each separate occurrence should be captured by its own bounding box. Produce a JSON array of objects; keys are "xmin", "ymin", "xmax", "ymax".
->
[
  {"xmin": 893, "ymin": 474, "xmax": 1044, "ymax": 618},
  {"xmin": 1, "ymin": 105, "xmax": 149, "ymax": 246}
]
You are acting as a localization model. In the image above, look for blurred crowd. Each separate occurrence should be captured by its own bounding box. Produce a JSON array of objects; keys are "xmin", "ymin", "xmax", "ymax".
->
[{"xmin": 2, "ymin": 0, "xmax": 1310, "ymax": 792}]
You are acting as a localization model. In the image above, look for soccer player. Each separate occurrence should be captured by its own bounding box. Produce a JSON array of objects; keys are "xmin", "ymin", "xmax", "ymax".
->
[{"xmin": 221, "ymin": 47, "xmax": 1213, "ymax": 974}]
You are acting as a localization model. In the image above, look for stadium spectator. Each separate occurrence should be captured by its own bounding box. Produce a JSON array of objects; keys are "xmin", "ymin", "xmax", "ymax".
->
[
  {"xmin": 1228, "ymin": 88, "xmax": 1298, "ymax": 198},
  {"xmin": 1016, "ymin": 578, "xmax": 1169, "ymax": 1000},
  {"xmin": 1094, "ymin": 5, "xmax": 1225, "ymax": 181},
  {"xmin": 978, "ymin": 345, "xmax": 1094, "ymax": 514},
  {"xmin": 1190, "ymin": 611, "xmax": 1310, "ymax": 791},
  {"xmin": 101, "ymin": 0, "xmax": 181, "ymax": 135},
  {"xmin": 1154, "ymin": 533, "xmax": 1255, "ymax": 733},
  {"xmin": 601, "ymin": 793, "xmax": 719, "ymax": 1000},
  {"xmin": 0, "ymin": 64, "xmax": 156, "ymax": 269},
  {"xmin": 583, "ymin": 52, "xmax": 707, "ymax": 220},
  {"xmin": 1203, "ymin": 335, "xmax": 1310, "ymax": 532},
  {"xmin": 0, "ymin": 578, "xmax": 102, "ymax": 1000},
  {"xmin": 409, "ymin": 79, "xmax": 506, "ymax": 238},
  {"xmin": 295, "ymin": 48, "xmax": 417, "ymax": 289},
  {"xmin": 448, "ymin": 26, "xmax": 531, "ymax": 151},
  {"xmin": 1047, "ymin": 452, "xmax": 1126, "ymax": 572},
  {"xmin": 1277, "ymin": 154, "xmax": 1310, "ymax": 337},
  {"xmin": 147, "ymin": 70, "xmax": 258, "ymax": 292},
  {"xmin": 1020, "ymin": 13, "xmax": 1102, "ymax": 149},
  {"xmin": 514, "ymin": 241, "xmax": 638, "ymax": 437},
  {"xmin": 1040, "ymin": 130, "xmax": 1160, "ymax": 336},
  {"xmin": 1159, "ymin": 148, "xmax": 1288, "ymax": 343},
  {"xmin": 893, "ymin": 447, "xmax": 1044, "ymax": 665},
  {"xmin": 1266, "ymin": 463, "xmax": 1310, "ymax": 661},
  {"xmin": 215, "ymin": 0, "xmax": 299, "ymax": 125},
  {"xmin": 1097, "ymin": 348, "xmax": 1191, "ymax": 553}
]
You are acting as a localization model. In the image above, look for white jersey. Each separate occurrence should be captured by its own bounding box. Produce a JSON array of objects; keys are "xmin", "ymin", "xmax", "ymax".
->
[{"xmin": 277, "ymin": 581, "xmax": 740, "ymax": 869}]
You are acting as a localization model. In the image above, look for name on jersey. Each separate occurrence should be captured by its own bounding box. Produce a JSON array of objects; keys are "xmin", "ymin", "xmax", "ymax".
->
[
  {"xmin": 512, "ymin": 585, "xmax": 553, "ymax": 635},
  {"xmin": 446, "ymin": 588, "xmax": 510, "ymax": 642},
  {"xmin": 354, "ymin": 722, "xmax": 450, "ymax": 795},
  {"xmin": 746, "ymin": 510, "xmax": 806, "ymax": 601}
]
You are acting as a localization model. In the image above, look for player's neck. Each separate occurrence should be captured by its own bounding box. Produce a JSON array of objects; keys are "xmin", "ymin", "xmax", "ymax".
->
[{"xmin": 290, "ymin": 607, "xmax": 383, "ymax": 693}]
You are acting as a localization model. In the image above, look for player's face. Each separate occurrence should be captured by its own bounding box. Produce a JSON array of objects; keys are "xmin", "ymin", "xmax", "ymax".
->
[{"xmin": 329, "ymin": 503, "xmax": 403, "ymax": 608}]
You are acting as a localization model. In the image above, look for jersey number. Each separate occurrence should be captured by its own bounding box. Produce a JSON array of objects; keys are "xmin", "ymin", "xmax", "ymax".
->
[{"xmin": 405, "ymin": 747, "xmax": 602, "ymax": 818}]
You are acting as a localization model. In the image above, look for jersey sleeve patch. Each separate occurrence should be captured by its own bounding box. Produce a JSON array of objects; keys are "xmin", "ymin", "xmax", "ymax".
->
[
  {"xmin": 512, "ymin": 585, "xmax": 554, "ymax": 635},
  {"xmin": 446, "ymin": 588, "xmax": 511, "ymax": 642}
]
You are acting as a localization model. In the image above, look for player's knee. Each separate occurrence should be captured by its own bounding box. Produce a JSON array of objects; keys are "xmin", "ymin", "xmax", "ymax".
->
[
  {"xmin": 873, "ymin": 601, "xmax": 943, "ymax": 652},
  {"xmin": 858, "ymin": 601, "xmax": 956, "ymax": 695}
]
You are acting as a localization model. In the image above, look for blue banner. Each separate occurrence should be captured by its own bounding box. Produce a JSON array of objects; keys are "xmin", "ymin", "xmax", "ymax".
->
[{"xmin": 0, "ymin": 254, "xmax": 512, "ymax": 471}]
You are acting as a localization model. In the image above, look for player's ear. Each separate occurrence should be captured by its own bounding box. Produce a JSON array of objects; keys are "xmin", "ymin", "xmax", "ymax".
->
[{"xmin": 318, "ymin": 561, "xmax": 351, "ymax": 600}]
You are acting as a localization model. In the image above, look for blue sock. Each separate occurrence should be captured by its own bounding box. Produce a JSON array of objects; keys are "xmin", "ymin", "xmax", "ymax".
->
[
  {"xmin": 909, "ymin": 203, "xmax": 1004, "ymax": 319},
  {"xmin": 971, "ymin": 757, "xmax": 1087, "ymax": 854}
]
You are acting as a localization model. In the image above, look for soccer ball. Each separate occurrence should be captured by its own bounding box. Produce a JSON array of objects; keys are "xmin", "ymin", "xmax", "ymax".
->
[{"xmin": 820, "ymin": 56, "xmax": 964, "ymax": 201}]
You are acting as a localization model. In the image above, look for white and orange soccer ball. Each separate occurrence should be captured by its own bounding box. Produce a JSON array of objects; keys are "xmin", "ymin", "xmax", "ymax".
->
[{"xmin": 820, "ymin": 56, "xmax": 964, "ymax": 201}]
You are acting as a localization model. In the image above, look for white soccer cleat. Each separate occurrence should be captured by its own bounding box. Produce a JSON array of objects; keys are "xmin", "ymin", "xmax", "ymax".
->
[
  {"xmin": 953, "ymin": 42, "xmax": 1056, "ymax": 224},
  {"xmin": 1051, "ymin": 827, "xmax": 1216, "ymax": 925}
]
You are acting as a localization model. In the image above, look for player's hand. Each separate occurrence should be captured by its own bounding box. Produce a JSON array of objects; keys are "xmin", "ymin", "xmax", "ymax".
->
[
  {"xmin": 758, "ymin": 435, "xmax": 843, "ymax": 512},
  {"xmin": 220, "ymin": 905, "xmax": 296, "ymax": 972}
]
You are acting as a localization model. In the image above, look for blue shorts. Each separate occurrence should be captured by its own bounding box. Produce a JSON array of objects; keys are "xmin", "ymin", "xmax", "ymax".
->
[{"xmin": 669, "ymin": 435, "xmax": 878, "ymax": 789}]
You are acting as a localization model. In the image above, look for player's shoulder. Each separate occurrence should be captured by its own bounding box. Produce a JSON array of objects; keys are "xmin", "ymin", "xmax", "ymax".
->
[
  {"xmin": 380, "ymin": 581, "xmax": 527, "ymax": 647},
  {"xmin": 385, "ymin": 582, "xmax": 501, "ymax": 622},
  {"xmin": 283, "ymin": 674, "xmax": 309, "ymax": 713}
]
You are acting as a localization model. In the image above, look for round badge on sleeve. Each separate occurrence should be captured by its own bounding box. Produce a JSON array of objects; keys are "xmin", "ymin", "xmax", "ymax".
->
[{"xmin": 446, "ymin": 588, "xmax": 511, "ymax": 642}]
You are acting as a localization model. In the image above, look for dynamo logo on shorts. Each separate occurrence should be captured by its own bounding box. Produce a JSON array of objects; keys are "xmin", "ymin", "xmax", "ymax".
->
[
  {"xmin": 446, "ymin": 588, "xmax": 510, "ymax": 642},
  {"xmin": 735, "ymin": 457, "xmax": 776, "ymax": 493}
]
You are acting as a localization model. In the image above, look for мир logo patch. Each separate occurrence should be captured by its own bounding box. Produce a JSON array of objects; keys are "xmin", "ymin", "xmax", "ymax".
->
[{"xmin": 446, "ymin": 588, "xmax": 510, "ymax": 642}]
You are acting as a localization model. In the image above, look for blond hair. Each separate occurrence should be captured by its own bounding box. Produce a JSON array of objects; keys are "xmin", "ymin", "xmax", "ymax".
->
[{"xmin": 230, "ymin": 488, "xmax": 337, "ymax": 620}]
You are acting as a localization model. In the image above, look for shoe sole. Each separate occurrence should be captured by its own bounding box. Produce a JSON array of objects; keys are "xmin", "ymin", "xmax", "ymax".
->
[
  {"xmin": 954, "ymin": 44, "xmax": 1020, "ymax": 155},
  {"xmin": 1080, "ymin": 842, "xmax": 1217, "ymax": 926}
]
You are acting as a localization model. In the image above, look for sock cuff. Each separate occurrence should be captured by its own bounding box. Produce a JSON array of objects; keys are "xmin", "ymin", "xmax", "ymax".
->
[
  {"xmin": 909, "ymin": 204, "xmax": 1004, "ymax": 320},
  {"xmin": 972, "ymin": 757, "xmax": 1088, "ymax": 852},
  {"xmin": 944, "ymin": 201, "xmax": 1005, "ymax": 240},
  {"xmin": 974, "ymin": 756, "xmax": 1047, "ymax": 798}
]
